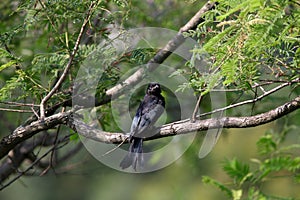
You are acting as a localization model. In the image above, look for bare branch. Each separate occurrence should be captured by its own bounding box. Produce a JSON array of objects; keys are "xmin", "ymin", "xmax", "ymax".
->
[
  {"xmin": 0, "ymin": 101, "xmax": 39, "ymax": 107},
  {"xmin": 71, "ymin": 95, "xmax": 300, "ymax": 142},
  {"xmin": 0, "ymin": 136, "xmax": 70, "ymax": 191},
  {"xmin": 198, "ymin": 79, "xmax": 299, "ymax": 118},
  {"xmin": 0, "ymin": 108, "xmax": 32, "ymax": 113},
  {"xmin": 191, "ymin": 94, "xmax": 202, "ymax": 122},
  {"xmin": 162, "ymin": 95, "xmax": 300, "ymax": 134},
  {"xmin": 12, "ymin": 1, "xmax": 216, "ymax": 125},
  {"xmin": 1, "ymin": 1, "xmax": 299, "ymax": 187},
  {"xmin": 0, "ymin": 133, "xmax": 65, "ymax": 184},
  {"xmin": 68, "ymin": 118, "xmax": 128, "ymax": 144},
  {"xmin": 1, "ymin": 95, "xmax": 299, "ymax": 161},
  {"xmin": 0, "ymin": 110, "xmax": 72, "ymax": 159}
]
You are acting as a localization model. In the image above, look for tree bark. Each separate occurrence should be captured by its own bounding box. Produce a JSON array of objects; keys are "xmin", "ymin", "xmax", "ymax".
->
[{"xmin": 1, "ymin": 96, "xmax": 298, "ymax": 160}]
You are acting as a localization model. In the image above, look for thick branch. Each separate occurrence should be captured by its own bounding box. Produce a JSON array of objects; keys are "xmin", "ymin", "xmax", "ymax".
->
[
  {"xmin": 6, "ymin": 94, "xmax": 298, "ymax": 153},
  {"xmin": 159, "ymin": 95, "xmax": 300, "ymax": 136},
  {"xmin": 0, "ymin": 94, "xmax": 298, "ymax": 184},
  {"xmin": 71, "ymin": 95, "xmax": 300, "ymax": 142},
  {"xmin": 1, "ymin": 93, "xmax": 299, "ymax": 160},
  {"xmin": 0, "ymin": 110, "xmax": 72, "ymax": 159}
]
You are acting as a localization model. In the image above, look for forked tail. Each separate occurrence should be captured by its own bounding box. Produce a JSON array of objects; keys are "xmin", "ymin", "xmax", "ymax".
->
[{"xmin": 120, "ymin": 137, "xmax": 143, "ymax": 171}]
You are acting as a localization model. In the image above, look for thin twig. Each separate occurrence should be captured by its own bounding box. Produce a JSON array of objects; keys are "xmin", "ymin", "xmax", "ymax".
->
[
  {"xmin": 0, "ymin": 134, "xmax": 71, "ymax": 190},
  {"xmin": 101, "ymin": 140, "xmax": 127, "ymax": 157},
  {"xmin": 197, "ymin": 80, "xmax": 282, "ymax": 93},
  {"xmin": 191, "ymin": 94, "xmax": 202, "ymax": 122},
  {"xmin": 250, "ymin": 85, "xmax": 258, "ymax": 116},
  {"xmin": 0, "ymin": 101, "xmax": 39, "ymax": 107},
  {"xmin": 0, "ymin": 108, "xmax": 32, "ymax": 113},
  {"xmin": 31, "ymin": 106, "xmax": 40, "ymax": 118},
  {"xmin": 0, "ymin": 142, "xmax": 64, "ymax": 191},
  {"xmin": 198, "ymin": 80, "xmax": 294, "ymax": 118},
  {"xmin": 40, "ymin": 107, "xmax": 65, "ymax": 176},
  {"xmin": 39, "ymin": 2, "xmax": 97, "ymax": 120},
  {"xmin": 39, "ymin": 127, "xmax": 60, "ymax": 176},
  {"xmin": 259, "ymin": 79, "xmax": 300, "ymax": 83}
]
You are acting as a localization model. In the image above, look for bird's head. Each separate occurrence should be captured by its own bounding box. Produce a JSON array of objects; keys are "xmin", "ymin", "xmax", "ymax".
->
[{"xmin": 146, "ymin": 82, "xmax": 162, "ymax": 95}]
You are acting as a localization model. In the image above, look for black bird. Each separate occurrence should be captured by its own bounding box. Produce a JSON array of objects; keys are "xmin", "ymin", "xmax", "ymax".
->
[{"xmin": 120, "ymin": 82, "xmax": 165, "ymax": 170}]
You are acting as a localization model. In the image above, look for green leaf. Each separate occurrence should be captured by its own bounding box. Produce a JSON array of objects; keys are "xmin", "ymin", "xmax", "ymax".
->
[
  {"xmin": 203, "ymin": 25, "xmax": 236, "ymax": 52},
  {"xmin": 0, "ymin": 60, "xmax": 17, "ymax": 72},
  {"xmin": 256, "ymin": 134, "xmax": 277, "ymax": 155},
  {"xmin": 202, "ymin": 176, "xmax": 233, "ymax": 198},
  {"xmin": 221, "ymin": 59, "xmax": 237, "ymax": 86},
  {"xmin": 262, "ymin": 156, "xmax": 300, "ymax": 172},
  {"xmin": 216, "ymin": 0, "xmax": 261, "ymax": 21},
  {"xmin": 223, "ymin": 158, "xmax": 251, "ymax": 184},
  {"xmin": 112, "ymin": 0, "xmax": 128, "ymax": 7}
]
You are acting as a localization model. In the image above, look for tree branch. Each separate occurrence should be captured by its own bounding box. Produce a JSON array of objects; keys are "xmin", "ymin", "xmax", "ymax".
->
[
  {"xmin": 70, "ymin": 95, "xmax": 300, "ymax": 142},
  {"xmin": 0, "ymin": 108, "xmax": 33, "ymax": 113},
  {"xmin": 105, "ymin": 1, "xmax": 216, "ymax": 100},
  {"xmin": 19, "ymin": 1, "xmax": 216, "ymax": 126},
  {"xmin": 0, "ymin": 136, "xmax": 70, "ymax": 191},
  {"xmin": 0, "ymin": 110, "xmax": 72, "ymax": 159},
  {"xmin": 1, "ymin": 94, "xmax": 299, "ymax": 160},
  {"xmin": 39, "ymin": 2, "xmax": 96, "ymax": 120},
  {"xmin": 198, "ymin": 78, "xmax": 299, "ymax": 118},
  {"xmin": 0, "ymin": 133, "xmax": 65, "ymax": 184},
  {"xmin": 158, "ymin": 95, "xmax": 300, "ymax": 136},
  {"xmin": 0, "ymin": 1, "xmax": 216, "ymax": 164}
]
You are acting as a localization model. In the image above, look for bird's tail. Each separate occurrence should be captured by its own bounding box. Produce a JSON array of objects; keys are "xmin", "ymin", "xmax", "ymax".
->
[{"xmin": 120, "ymin": 137, "xmax": 143, "ymax": 171}]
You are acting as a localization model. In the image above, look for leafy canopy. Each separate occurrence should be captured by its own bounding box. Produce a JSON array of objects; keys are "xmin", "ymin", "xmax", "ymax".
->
[{"xmin": 179, "ymin": 0, "xmax": 300, "ymax": 95}]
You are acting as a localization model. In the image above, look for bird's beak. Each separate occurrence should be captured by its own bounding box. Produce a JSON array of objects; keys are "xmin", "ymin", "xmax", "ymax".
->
[{"xmin": 151, "ymin": 85, "xmax": 160, "ymax": 92}]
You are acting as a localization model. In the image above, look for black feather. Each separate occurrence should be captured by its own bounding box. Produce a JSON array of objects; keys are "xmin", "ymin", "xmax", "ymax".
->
[{"xmin": 120, "ymin": 82, "xmax": 165, "ymax": 170}]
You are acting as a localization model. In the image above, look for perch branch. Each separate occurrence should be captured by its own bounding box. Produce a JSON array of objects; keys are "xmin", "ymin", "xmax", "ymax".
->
[
  {"xmin": 71, "ymin": 95, "xmax": 300, "ymax": 142},
  {"xmin": 1, "ymin": 95, "xmax": 298, "ymax": 160}
]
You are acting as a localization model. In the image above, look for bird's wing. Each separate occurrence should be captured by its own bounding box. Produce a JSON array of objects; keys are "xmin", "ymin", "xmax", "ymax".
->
[
  {"xmin": 130, "ymin": 97, "xmax": 164, "ymax": 138},
  {"xmin": 139, "ymin": 103, "xmax": 164, "ymax": 127},
  {"xmin": 130, "ymin": 114, "xmax": 139, "ymax": 135}
]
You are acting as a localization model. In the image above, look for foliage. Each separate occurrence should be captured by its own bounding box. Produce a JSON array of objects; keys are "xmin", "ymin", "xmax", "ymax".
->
[
  {"xmin": 176, "ymin": 0, "xmax": 300, "ymax": 95},
  {"xmin": 0, "ymin": 0, "xmax": 128, "ymax": 103},
  {"xmin": 203, "ymin": 118, "xmax": 300, "ymax": 200},
  {"xmin": 190, "ymin": 2, "xmax": 300, "ymax": 197}
]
